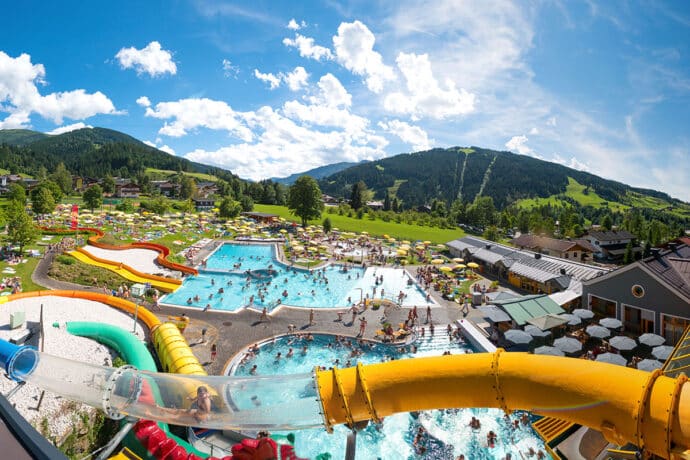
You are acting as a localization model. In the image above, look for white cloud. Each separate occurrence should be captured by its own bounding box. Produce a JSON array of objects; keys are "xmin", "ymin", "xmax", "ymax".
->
[
  {"xmin": 283, "ymin": 34, "xmax": 333, "ymax": 61},
  {"xmin": 222, "ymin": 59, "xmax": 239, "ymax": 78},
  {"xmin": 287, "ymin": 19, "xmax": 305, "ymax": 30},
  {"xmin": 46, "ymin": 122, "xmax": 93, "ymax": 135},
  {"xmin": 253, "ymin": 69, "xmax": 281, "ymax": 89},
  {"xmin": 144, "ymin": 139, "xmax": 175, "ymax": 155},
  {"xmin": 308, "ymin": 74, "xmax": 351, "ymax": 108},
  {"xmin": 144, "ymin": 98, "xmax": 253, "ymax": 140},
  {"xmin": 254, "ymin": 66, "xmax": 309, "ymax": 91},
  {"xmin": 552, "ymin": 154, "xmax": 590, "ymax": 172},
  {"xmin": 146, "ymin": 85, "xmax": 387, "ymax": 180},
  {"xmin": 505, "ymin": 135, "xmax": 533, "ymax": 156},
  {"xmin": 547, "ymin": 116, "xmax": 557, "ymax": 127},
  {"xmin": 385, "ymin": 1, "xmax": 534, "ymax": 92},
  {"xmin": 529, "ymin": 127, "xmax": 539, "ymax": 135},
  {"xmin": 115, "ymin": 41, "xmax": 177, "ymax": 77},
  {"xmin": 0, "ymin": 51, "xmax": 118, "ymax": 128},
  {"xmin": 378, "ymin": 120, "xmax": 432, "ymax": 151},
  {"xmin": 332, "ymin": 21, "xmax": 395, "ymax": 93},
  {"xmin": 283, "ymin": 67, "xmax": 309, "ymax": 91},
  {"xmin": 282, "ymin": 74, "xmax": 363, "ymax": 132},
  {"xmin": 184, "ymin": 105, "xmax": 388, "ymax": 180},
  {"xmin": 384, "ymin": 52, "xmax": 475, "ymax": 119},
  {"xmin": 136, "ymin": 96, "xmax": 151, "ymax": 107}
]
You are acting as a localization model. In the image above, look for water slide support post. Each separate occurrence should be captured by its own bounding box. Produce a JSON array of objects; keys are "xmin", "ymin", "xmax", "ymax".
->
[{"xmin": 95, "ymin": 420, "xmax": 135, "ymax": 460}]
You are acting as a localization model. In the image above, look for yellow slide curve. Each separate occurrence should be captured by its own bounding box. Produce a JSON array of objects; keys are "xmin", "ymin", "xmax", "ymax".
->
[
  {"xmin": 315, "ymin": 350, "xmax": 690, "ymax": 459},
  {"xmin": 68, "ymin": 249, "xmax": 181, "ymax": 293}
]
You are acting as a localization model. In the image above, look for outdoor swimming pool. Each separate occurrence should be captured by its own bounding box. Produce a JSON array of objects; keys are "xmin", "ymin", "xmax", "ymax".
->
[
  {"xmin": 230, "ymin": 334, "xmax": 550, "ymax": 459},
  {"xmin": 162, "ymin": 243, "xmax": 432, "ymax": 311}
]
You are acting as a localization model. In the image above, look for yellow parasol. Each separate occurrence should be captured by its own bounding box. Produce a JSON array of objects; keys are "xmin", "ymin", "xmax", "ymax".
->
[
  {"xmin": 453, "ymin": 264, "xmax": 467, "ymax": 270},
  {"xmin": 467, "ymin": 262, "xmax": 479, "ymax": 269},
  {"xmin": 431, "ymin": 259, "xmax": 444, "ymax": 265},
  {"xmin": 452, "ymin": 257, "xmax": 464, "ymax": 263},
  {"xmin": 439, "ymin": 266, "xmax": 453, "ymax": 272}
]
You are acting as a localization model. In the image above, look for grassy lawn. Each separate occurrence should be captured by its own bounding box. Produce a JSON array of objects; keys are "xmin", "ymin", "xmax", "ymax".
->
[
  {"xmin": 254, "ymin": 204, "xmax": 464, "ymax": 244},
  {"xmin": 1, "ymin": 257, "xmax": 45, "ymax": 292}
]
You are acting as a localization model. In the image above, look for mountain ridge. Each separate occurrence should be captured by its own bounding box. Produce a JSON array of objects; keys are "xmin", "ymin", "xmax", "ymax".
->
[
  {"xmin": 0, "ymin": 127, "xmax": 235, "ymax": 180},
  {"xmin": 270, "ymin": 160, "xmax": 368, "ymax": 185},
  {"xmin": 317, "ymin": 146, "xmax": 688, "ymax": 212}
]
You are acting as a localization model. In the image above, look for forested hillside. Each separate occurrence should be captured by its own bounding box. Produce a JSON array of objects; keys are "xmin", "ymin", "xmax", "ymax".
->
[
  {"xmin": 0, "ymin": 127, "xmax": 235, "ymax": 181},
  {"xmin": 319, "ymin": 147, "xmax": 682, "ymax": 210}
]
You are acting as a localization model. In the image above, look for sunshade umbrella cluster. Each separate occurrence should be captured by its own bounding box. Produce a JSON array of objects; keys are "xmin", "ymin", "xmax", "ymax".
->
[
  {"xmin": 599, "ymin": 317, "xmax": 623, "ymax": 330},
  {"xmin": 638, "ymin": 333, "xmax": 665, "ymax": 347},
  {"xmin": 524, "ymin": 325, "xmax": 552, "ymax": 338},
  {"xmin": 652, "ymin": 345, "xmax": 674, "ymax": 361},
  {"xmin": 504, "ymin": 329, "xmax": 533, "ymax": 345},
  {"xmin": 636, "ymin": 359, "xmax": 663, "ymax": 372},
  {"xmin": 572, "ymin": 309, "xmax": 595, "ymax": 320},
  {"xmin": 585, "ymin": 325, "xmax": 611, "ymax": 339},
  {"xmin": 558, "ymin": 313, "xmax": 582, "ymax": 327},
  {"xmin": 534, "ymin": 345, "xmax": 565, "ymax": 357},
  {"xmin": 553, "ymin": 336, "xmax": 583, "ymax": 355},
  {"xmin": 596, "ymin": 352, "xmax": 627, "ymax": 366},
  {"xmin": 609, "ymin": 335, "xmax": 637, "ymax": 351}
]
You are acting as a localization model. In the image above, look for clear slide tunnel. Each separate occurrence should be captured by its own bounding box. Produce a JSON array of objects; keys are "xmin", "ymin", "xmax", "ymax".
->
[
  {"xmin": 5, "ymin": 345, "xmax": 323, "ymax": 431},
  {"xmin": 2, "ymin": 338, "xmax": 690, "ymax": 459}
]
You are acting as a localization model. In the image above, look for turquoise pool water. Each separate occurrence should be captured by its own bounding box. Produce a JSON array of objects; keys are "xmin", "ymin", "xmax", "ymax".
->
[
  {"xmin": 231, "ymin": 334, "xmax": 550, "ymax": 459},
  {"xmin": 162, "ymin": 243, "xmax": 432, "ymax": 311}
]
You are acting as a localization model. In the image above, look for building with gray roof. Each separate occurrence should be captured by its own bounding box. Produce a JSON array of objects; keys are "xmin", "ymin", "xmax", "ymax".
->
[
  {"xmin": 446, "ymin": 236, "xmax": 609, "ymax": 309},
  {"xmin": 581, "ymin": 243, "xmax": 690, "ymax": 344}
]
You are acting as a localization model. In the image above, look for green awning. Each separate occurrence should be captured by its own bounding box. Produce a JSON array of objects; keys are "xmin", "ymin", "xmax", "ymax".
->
[{"xmin": 493, "ymin": 295, "xmax": 565, "ymax": 326}]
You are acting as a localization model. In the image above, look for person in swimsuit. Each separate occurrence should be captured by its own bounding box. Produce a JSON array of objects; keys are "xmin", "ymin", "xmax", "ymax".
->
[{"xmin": 188, "ymin": 386, "xmax": 212, "ymax": 422}]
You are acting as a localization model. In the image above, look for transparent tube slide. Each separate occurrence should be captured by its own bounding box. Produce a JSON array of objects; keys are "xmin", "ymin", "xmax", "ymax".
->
[{"xmin": 8, "ymin": 348, "xmax": 324, "ymax": 431}]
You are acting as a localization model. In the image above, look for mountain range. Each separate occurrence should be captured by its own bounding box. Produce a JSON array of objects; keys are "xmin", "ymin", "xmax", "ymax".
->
[
  {"xmin": 0, "ymin": 127, "xmax": 233, "ymax": 180},
  {"xmin": 314, "ymin": 146, "xmax": 688, "ymax": 211},
  {"xmin": 1, "ymin": 127, "xmax": 688, "ymax": 222},
  {"xmin": 270, "ymin": 160, "xmax": 366, "ymax": 184}
]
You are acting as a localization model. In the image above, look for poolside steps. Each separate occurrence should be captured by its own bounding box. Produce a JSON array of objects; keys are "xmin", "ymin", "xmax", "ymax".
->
[
  {"xmin": 532, "ymin": 416, "xmax": 576, "ymax": 443},
  {"xmin": 414, "ymin": 326, "xmax": 465, "ymax": 355}
]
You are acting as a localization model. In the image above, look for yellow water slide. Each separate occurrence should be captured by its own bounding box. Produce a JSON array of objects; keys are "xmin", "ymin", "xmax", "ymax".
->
[
  {"xmin": 68, "ymin": 248, "xmax": 181, "ymax": 293},
  {"xmin": 315, "ymin": 350, "xmax": 690, "ymax": 459}
]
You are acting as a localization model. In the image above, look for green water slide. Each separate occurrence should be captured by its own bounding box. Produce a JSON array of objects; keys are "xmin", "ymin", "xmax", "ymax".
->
[{"xmin": 65, "ymin": 322, "xmax": 206, "ymax": 458}]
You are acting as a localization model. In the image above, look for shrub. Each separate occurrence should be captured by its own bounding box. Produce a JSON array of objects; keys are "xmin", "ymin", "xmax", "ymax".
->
[{"xmin": 56, "ymin": 255, "xmax": 75, "ymax": 265}]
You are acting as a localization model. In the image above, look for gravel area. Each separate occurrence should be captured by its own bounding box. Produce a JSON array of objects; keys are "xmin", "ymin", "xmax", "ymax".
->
[
  {"xmin": 0, "ymin": 296, "xmax": 147, "ymax": 441},
  {"xmin": 81, "ymin": 245, "xmax": 176, "ymax": 277}
]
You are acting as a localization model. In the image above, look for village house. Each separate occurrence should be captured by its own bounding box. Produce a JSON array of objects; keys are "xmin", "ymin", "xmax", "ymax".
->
[
  {"xmin": 510, "ymin": 234, "xmax": 597, "ymax": 262},
  {"xmin": 583, "ymin": 229, "xmax": 642, "ymax": 262}
]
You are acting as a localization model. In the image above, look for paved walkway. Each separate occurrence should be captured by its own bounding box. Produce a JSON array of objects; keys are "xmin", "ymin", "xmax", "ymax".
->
[{"xmin": 31, "ymin": 246, "xmax": 499, "ymax": 376}]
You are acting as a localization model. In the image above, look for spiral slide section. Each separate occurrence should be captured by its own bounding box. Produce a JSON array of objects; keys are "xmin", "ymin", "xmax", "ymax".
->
[
  {"xmin": 3, "ymin": 291, "xmax": 208, "ymax": 458},
  {"xmin": 68, "ymin": 249, "xmax": 182, "ymax": 293},
  {"xmin": 65, "ymin": 321, "xmax": 206, "ymax": 458},
  {"xmin": 41, "ymin": 226, "xmax": 198, "ymax": 276}
]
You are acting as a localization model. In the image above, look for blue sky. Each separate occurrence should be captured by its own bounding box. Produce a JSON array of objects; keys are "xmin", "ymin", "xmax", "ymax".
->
[{"xmin": 1, "ymin": 0, "xmax": 689, "ymax": 201}]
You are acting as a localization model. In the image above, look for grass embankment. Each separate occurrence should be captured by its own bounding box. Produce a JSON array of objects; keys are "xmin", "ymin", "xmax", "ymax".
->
[
  {"xmin": 47, "ymin": 255, "xmax": 133, "ymax": 292},
  {"xmin": 254, "ymin": 204, "xmax": 464, "ymax": 244},
  {"xmin": 517, "ymin": 177, "xmax": 629, "ymax": 212}
]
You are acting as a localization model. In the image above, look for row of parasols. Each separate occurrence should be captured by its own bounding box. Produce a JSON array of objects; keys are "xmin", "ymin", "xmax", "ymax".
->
[{"xmin": 503, "ymin": 320, "xmax": 673, "ymax": 371}]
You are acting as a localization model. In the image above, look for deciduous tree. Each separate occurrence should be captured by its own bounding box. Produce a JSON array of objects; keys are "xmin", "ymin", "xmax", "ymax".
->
[
  {"xmin": 288, "ymin": 176, "xmax": 323, "ymax": 227},
  {"xmin": 83, "ymin": 184, "xmax": 103, "ymax": 211}
]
